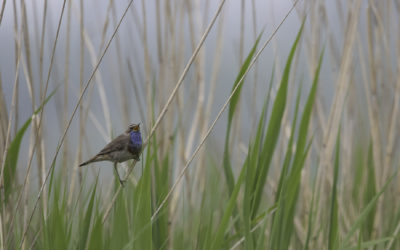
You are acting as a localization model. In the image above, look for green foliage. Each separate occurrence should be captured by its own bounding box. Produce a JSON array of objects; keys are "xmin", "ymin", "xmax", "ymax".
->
[
  {"xmin": 132, "ymin": 144, "xmax": 152, "ymax": 250},
  {"xmin": 223, "ymin": 32, "xmax": 263, "ymax": 194}
]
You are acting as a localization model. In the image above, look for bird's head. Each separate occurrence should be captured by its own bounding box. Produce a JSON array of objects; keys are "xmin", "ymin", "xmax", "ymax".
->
[{"xmin": 127, "ymin": 123, "xmax": 140, "ymax": 133}]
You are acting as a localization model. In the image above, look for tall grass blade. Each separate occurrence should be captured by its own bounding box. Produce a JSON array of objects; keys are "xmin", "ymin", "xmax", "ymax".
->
[
  {"xmin": 304, "ymin": 170, "xmax": 318, "ymax": 250},
  {"xmin": 362, "ymin": 141, "xmax": 376, "ymax": 239},
  {"xmin": 211, "ymin": 164, "xmax": 246, "ymax": 250},
  {"xmin": 223, "ymin": 33, "xmax": 262, "ymax": 194},
  {"xmin": 152, "ymin": 133, "xmax": 170, "ymax": 249},
  {"xmin": 270, "ymin": 45, "xmax": 322, "ymax": 250},
  {"xmin": 252, "ymin": 20, "xmax": 305, "ymax": 219},
  {"xmin": 328, "ymin": 128, "xmax": 341, "ymax": 250},
  {"xmin": 132, "ymin": 144, "xmax": 152, "ymax": 249}
]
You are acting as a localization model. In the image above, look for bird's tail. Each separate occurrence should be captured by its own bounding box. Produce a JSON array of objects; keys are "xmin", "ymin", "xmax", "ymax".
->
[
  {"xmin": 79, "ymin": 160, "xmax": 91, "ymax": 167},
  {"xmin": 79, "ymin": 155, "xmax": 100, "ymax": 167}
]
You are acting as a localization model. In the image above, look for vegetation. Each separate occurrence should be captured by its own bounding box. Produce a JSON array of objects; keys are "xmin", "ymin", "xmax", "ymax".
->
[{"xmin": 0, "ymin": 0, "xmax": 399, "ymax": 249}]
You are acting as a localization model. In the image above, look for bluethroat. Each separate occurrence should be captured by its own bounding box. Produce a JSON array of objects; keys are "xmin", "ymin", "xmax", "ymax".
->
[{"xmin": 79, "ymin": 123, "xmax": 143, "ymax": 186}]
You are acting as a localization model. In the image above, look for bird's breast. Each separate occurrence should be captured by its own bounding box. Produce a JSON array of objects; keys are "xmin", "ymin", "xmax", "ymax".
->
[{"xmin": 112, "ymin": 149, "xmax": 134, "ymax": 163}]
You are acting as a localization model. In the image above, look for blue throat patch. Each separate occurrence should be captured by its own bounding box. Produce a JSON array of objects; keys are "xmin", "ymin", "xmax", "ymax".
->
[{"xmin": 130, "ymin": 131, "xmax": 142, "ymax": 148}]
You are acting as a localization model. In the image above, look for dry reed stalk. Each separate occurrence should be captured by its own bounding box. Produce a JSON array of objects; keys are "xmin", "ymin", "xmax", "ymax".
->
[
  {"xmin": 382, "ymin": 5, "xmax": 400, "ymax": 248},
  {"xmin": 239, "ymin": 0, "xmax": 245, "ymax": 64},
  {"xmin": 154, "ymin": 0, "xmax": 164, "ymax": 142},
  {"xmin": 155, "ymin": 0, "xmax": 168, "ymax": 161},
  {"xmin": 98, "ymin": 0, "xmax": 113, "ymax": 54},
  {"xmin": 62, "ymin": 0, "xmax": 71, "ymax": 177},
  {"xmin": 315, "ymin": 0, "xmax": 362, "ymax": 240},
  {"xmin": 82, "ymin": 31, "xmax": 112, "ymax": 126},
  {"xmin": 173, "ymin": 7, "xmax": 187, "ymax": 238},
  {"xmin": 365, "ymin": 4, "xmax": 388, "ymax": 236},
  {"xmin": 195, "ymin": 11, "xmax": 225, "ymax": 193},
  {"xmin": 0, "ymin": 0, "xmax": 6, "ymax": 25},
  {"xmin": 37, "ymin": 3, "xmax": 49, "ymax": 205},
  {"xmin": 84, "ymin": 38, "xmax": 112, "ymax": 135},
  {"xmin": 384, "ymin": 24, "xmax": 400, "ymax": 186},
  {"xmin": 368, "ymin": 1, "xmax": 393, "ymax": 186},
  {"xmin": 183, "ymin": 0, "xmax": 207, "ymax": 202},
  {"xmin": 78, "ymin": 0, "xmax": 85, "ymax": 187},
  {"xmin": 356, "ymin": 31, "xmax": 381, "ymax": 234},
  {"xmin": 110, "ymin": 0, "xmax": 130, "ymax": 127},
  {"xmin": 39, "ymin": 0, "xmax": 48, "ymax": 100},
  {"xmin": 2, "ymin": 19, "xmax": 23, "ymax": 244},
  {"xmin": 155, "ymin": 0, "xmax": 163, "ymax": 62},
  {"xmin": 20, "ymin": 3, "xmax": 40, "ymax": 248},
  {"xmin": 12, "ymin": 0, "xmax": 19, "ymax": 137},
  {"xmin": 366, "ymin": 3, "xmax": 383, "ymax": 181},
  {"xmin": 167, "ymin": 4, "xmax": 192, "ymax": 242},
  {"xmin": 68, "ymin": 2, "xmax": 117, "ymax": 205},
  {"xmin": 123, "ymin": 12, "xmax": 147, "ymax": 130},
  {"xmin": 68, "ymin": 86, "xmax": 109, "ymax": 143},
  {"xmin": 127, "ymin": 60, "xmax": 147, "ymax": 129},
  {"xmin": 142, "ymin": 0, "xmax": 153, "ymax": 131},
  {"xmin": 0, "ymin": 74, "xmax": 7, "ymax": 172}
]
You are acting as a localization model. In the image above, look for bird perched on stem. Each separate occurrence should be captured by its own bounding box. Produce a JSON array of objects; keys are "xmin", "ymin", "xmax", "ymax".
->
[{"xmin": 79, "ymin": 123, "xmax": 143, "ymax": 186}]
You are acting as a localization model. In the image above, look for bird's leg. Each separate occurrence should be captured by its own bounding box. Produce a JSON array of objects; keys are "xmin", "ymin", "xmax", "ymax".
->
[
  {"xmin": 133, "ymin": 155, "xmax": 140, "ymax": 161},
  {"xmin": 113, "ymin": 163, "xmax": 125, "ymax": 187}
]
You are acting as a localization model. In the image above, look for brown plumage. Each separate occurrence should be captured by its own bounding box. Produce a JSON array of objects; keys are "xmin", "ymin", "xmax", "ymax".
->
[
  {"xmin": 79, "ymin": 133, "xmax": 132, "ymax": 166},
  {"xmin": 79, "ymin": 123, "xmax": 142, "ymax": 186}
]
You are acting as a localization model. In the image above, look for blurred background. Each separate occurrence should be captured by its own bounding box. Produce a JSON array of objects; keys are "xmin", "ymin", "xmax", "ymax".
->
[{"xmin": 1, "ymin": 0, "xmax": 400, "ymax": 249}]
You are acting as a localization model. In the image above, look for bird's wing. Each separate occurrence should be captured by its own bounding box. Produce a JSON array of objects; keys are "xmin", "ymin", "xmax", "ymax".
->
[{"xmin": 97, "ymin": 133, "xmax": 130, "ymax": 155}]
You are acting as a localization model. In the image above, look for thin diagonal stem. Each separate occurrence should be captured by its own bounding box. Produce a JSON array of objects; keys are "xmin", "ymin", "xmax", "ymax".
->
[{"xmin": 151, "ymin": 0, "xmax": 299, "ymax": 222}]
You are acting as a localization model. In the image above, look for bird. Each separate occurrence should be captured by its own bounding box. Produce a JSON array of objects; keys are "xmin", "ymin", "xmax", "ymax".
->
[{"xmin": 79, "ymin": 123, "xmax": 143, "ymax": 186}]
